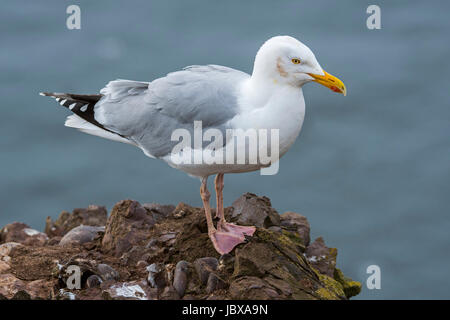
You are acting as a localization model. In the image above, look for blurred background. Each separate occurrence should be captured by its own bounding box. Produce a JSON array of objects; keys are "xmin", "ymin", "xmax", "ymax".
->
[{"xmin": 1, "ymin": 0, "xmax": 449, "ymax": 299}]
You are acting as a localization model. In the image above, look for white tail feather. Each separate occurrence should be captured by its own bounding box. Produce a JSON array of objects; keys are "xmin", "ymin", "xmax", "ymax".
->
[{"xmin": 65, "ymin": 114, "xmax": 135, "ymax": 146}]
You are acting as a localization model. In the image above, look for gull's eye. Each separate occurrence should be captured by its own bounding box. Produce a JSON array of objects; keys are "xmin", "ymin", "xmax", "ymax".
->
[{"xmin": 291, "ymin": 58, "xmax": 301, "ymax": 64}]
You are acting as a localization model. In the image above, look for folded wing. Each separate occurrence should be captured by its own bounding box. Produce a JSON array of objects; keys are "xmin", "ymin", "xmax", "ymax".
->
[{"xmin": 93, "ymin": 65, "xmax": 249, "ymax": 158}]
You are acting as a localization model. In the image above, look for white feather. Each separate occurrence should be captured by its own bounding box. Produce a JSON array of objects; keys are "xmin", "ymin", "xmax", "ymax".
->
[{"xmin": 64, "ymin": 114, "xmax": 136, "ymax": 146}]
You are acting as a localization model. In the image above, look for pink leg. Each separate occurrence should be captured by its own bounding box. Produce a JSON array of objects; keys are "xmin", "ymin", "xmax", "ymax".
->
[
  {"xmin": 200, "ymin": 177, "xmax": 245, "ymax": 255},
  {"xmin": 214, "ymin": 173, "xmax": 224, "ymax": 219},
  {"xmin": 214, "ymin": 174, "xmax": 256, "ymax": 238}
]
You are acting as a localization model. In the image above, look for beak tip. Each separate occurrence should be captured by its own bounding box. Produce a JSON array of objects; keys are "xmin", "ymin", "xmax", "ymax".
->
[{"xmin": 309, "ymin": 70, "xmax": 346, "ymax": 97}]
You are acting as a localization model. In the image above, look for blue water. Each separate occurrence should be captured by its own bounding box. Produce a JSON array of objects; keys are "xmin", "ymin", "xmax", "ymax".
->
[{"xmin": 1, "ymin": 1, "xmax": 449, "ymax": 299}]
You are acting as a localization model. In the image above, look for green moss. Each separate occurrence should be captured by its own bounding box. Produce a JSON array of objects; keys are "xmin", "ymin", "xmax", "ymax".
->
[
  {"xmin": 333, "ymin": 268, "xmax": 362, "ymax": 298},
  {"xmin": 316, "ymin": 274, "xmax": 346, "ymax": 299},
  {"xmin": 281, "ymin": 230, "xmax": 306, "ymax": 251},
  {"xmin": 257, "ymin": 229, "xmax": 292, "ymax": 247},
  {"xmin": 316, "ymin": 287, "xmax": 339, "ymax": 300},
  {"xmin": 256, "ymin": 229, "xmax": 306, "ymax": 264},
  {"xmin": 313, "ymin": 269, "xmax": 323, "ymax": 282}
]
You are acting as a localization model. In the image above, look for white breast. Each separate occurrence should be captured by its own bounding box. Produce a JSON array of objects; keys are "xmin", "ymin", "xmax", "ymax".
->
[
  {"xmin": 231, "ymin": 79, "xmax": 306, "ymax": 158},
  {"xmin": 162, "ymin": 79, "xmax": 306, "ymax": 178}
]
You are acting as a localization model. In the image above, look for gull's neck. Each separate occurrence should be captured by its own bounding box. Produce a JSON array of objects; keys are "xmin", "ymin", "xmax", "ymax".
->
[
  {"xmin": 242, "ymin": 77, "xmax": 277, "ymax": 108},
  {"xmin": 240, "ymin": 49, "xmax": 303, "ymax": 110},
  {"xmin": 239, "ymin": 72, "xmax": 303, "ymax": 113},
  {"xmin": 234, "ymin": 74, "xmax": 306, "ymax": 157}
]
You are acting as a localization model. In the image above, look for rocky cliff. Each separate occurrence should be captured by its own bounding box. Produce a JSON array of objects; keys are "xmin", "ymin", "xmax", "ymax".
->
[{"xmin": 0, "ymin": 193, "xmax": 361, "ymax": 300}]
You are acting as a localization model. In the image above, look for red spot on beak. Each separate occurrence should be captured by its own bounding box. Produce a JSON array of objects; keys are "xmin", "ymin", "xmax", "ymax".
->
[{"xmin": 330, "ymin": 86, "xmax": 340, "ymax": 93}]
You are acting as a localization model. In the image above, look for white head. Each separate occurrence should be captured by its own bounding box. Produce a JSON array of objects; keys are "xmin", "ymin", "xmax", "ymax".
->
[{"xmin": 252, "ymin": 36, "xmax": 346, "ymax": 95}]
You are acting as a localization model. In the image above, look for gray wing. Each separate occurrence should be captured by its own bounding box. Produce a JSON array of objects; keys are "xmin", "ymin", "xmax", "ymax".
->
[{"xmin": 94, "ymin": 65, "xmax": 249, "ymax": 158}]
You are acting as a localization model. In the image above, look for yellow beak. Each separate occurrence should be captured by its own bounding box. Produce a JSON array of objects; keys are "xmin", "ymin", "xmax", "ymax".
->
[{"xmin": 308, "ymin": 70, "xmax": 347, "ymax": 96}]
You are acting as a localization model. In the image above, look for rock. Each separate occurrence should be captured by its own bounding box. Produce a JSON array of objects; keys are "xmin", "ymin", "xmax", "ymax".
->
[
  {"xmin": 119, "ymin": 245, "xmax": 153, "ymax": 266},
  {"xmin": 59, "ymin": 225, "xmax": 105, "ymax": 246},
  {"xmin": 97, "ymin": 263, "xmax": 119, "ymax": 281},
  {"xmin": 172, "ymin": 204, "xmax": 189, "ymax": 219},
  {"xmin": 160, "ymin": 286, "xmax": 180, "ymax": 300},
  {"xmin": 25, "ymin": 279, "xmax": 56, "ymax": 299},
  {"xmin": 0, "ymin": 223, "xmax": 48, "ymax": 246},
  {"xmin": 165, "ymin": 263, "xmax": 176, "ymax": 284},
  {"xmin": 0, "ymin": 273, "xmax": 26, "ymax": 299},
  {"xmin": 103, "ymin": 280, "xmax": 156, "ymax": 300},
  {"xmin": 0, "ymin": 242, "xmax": 22, "ymax": 258},
  {"xmin": 159, "ymin": 232, "xmax": 177, "ymax": 244},
  {"xmin": 173, "ymin": 261, "xmax": 189, "ymax": 297},
  {"xmin": 229, "ymin": 276, "xmax": 281, "ymax": 299},
  {"xmin": 11, "ymin": 290, "xmax": 32, "ymax": 300},
  {"xmin": 146, "ymin": 263, "xmax": 166, "ymax": 288},
  {"xmin": 206, "ymin": 293, "xmax": 228, "ymax": 300},
  {"xmin": 194, "ymin": 257, "xmax": 218, "ymax": 285},
  {"xmin": 59, "ymin": 259, "xmax": 96, "ymax": 289},
  {"xmin": 8, "ymin": 245, "xmax": 79, "ymax": 281},
  {"xmin": 218, "ymin": 254, "xmax": 235, "ymax": 274},
  {"xmin": 0, "ymin": 195, "xmax": 360, "ymax": 300},
  {"xmin": 143, "ymin": 203, "xmax": 175, "ymax": 222},
  {"xmin": 86, "ymin": 275, "xmax": 103, "ymax": 288},
  {"xmin": 46, "ymin": 236, "xmax": 62, "ymax": 246},
  {"xmin": 206, "ymin": 273, "xmax": 227, "ymax": 294},
  {"xmin": 230, "ymin": 193, "xmax": 281, "ymax": 228},
  {"xmin": 333, "ymin": 268, "xmax": 362, "ymax": 299},
  {"xmin": 305, "ymin": 237, "xmax": 337, "ymax": 277},
  {"xmin": 0, "ymin": 261, "xmax": 10, "ymax": 273},
  {"xmin": 280, "ymin": 211, "xmax": 311, "ymax": 246},
  {"xmin": 268, "ymin": 226, "xmax": 282, "ymax": 233},
  {"xmin": 231, "ymin": 229, "xmax": 345, "ymax": 299},
  {"xmin": 102, "ymin": 200, "xmax": 155, "ymax": 257},
  {"xmin": 146, "ymin": 238, "xmax": 158, "ymax": 249},
  {"xmin": 45, "ymin": 205, "xmax": 107, "ymax": 237},
  {"xmin": 136, "ymin": 260, "xmax": 147, "ymax": 269},
  {"xmin": 0, "ymin": 274, "xmax": 54, "ymax": 300},
  {"xmin": 264, "ymin": 276, "xmax": 293, "ymax": 296},
  {"xmin": 57, "ymin": 256, "xmax": 120, "ymax": 290},
  {"xmin": 57, "ymin": 289, "xmax": 77, "ymax": 300}
]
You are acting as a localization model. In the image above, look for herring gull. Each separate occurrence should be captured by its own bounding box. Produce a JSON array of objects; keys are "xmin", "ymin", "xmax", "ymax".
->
[{"xmin": 40, "ymin": 35, "xmax": 346, "ymax": 255}]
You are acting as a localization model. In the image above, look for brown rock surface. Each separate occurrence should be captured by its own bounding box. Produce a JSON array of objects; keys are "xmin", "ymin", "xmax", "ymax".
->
[
  {"xmin": 305, "ymin": 237, "xmax": 337, "ymax": 277},
  {"xmin": 45, "ymin": 205, "xmax": 107, "ymax": 237},
  {"xmin": 142, "ymin": 203, "xmax": 175, "ymax": 222},
  {"xmin": 0, "ymin": 194, "xmax": 361, "ymax": 300},
  {"xmin": 230, "ymin": 193, "xmax": 281, "ymax": 228},
  {"xmin": 280, "ymin": 211, "xmax": 311, "ymax": 246},
  {"xmin": 0, "ymin": 223, "xmax": 48, "ymax": 246},
  {"xmin": 59, "ymin": 225, "xmax": 105, "ymax": 247},
  {"xmin": 101, "ymin": 200, "xmax": 155, "ymax": 257}
]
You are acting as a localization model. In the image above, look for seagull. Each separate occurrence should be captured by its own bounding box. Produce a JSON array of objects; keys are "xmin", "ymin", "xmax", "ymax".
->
[{"xmin": 40, "ymin": 36, "xmax": 346, "ymax": 255}]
